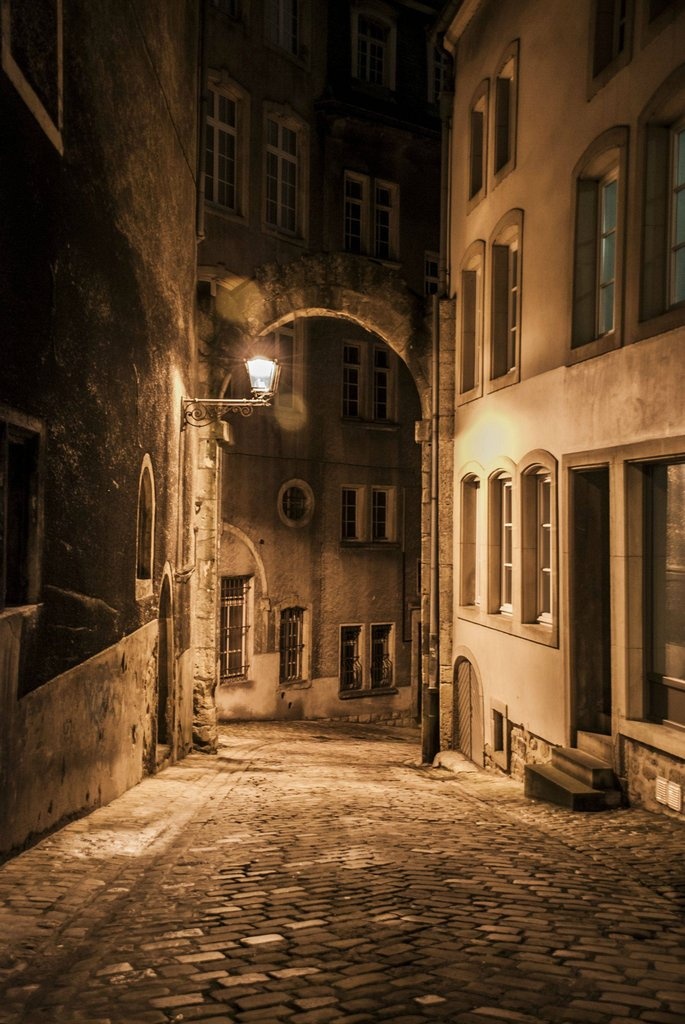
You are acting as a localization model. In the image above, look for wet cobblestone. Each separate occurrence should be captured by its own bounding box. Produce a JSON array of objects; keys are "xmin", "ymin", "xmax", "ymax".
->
[{"xmin": 0, "ymin": 721, "xmax": 683, "ymax": 1023}]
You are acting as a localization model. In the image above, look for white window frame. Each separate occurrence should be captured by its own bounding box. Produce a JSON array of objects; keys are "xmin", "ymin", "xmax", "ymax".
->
[
  {"xmin": 219, "ymin": 575, "xmax": 253, "ymax": 683},
  {"xmin": 536, "ymin": 473, "xmax": 553, "ymax": 624},
  {"xmin": 460, "ymin": 475, "xmax": 481, "ymax": 608},
  {"xmin": 343, "ymin": 172, "xmax": 399, "ymax": 261},
  {"xmin": 458, "ymin": 241, "xmax": 485, "ymax": 402},
  {"xmin": 341, "ymin": 484, "xmax": 396, "ymax": 543},
  {"xmin": 263, "ymin": 107, "xmax": 308, "ymax": 240},
  {"xmin": 351, "ymin": 4, "xmax": 396, "ymax": 90},
  {"xmin": 499, "ymin": 477, "xmax": 513, "ymax": 615},
  {"xmin": 492, "ymin": 42, "xmax": 519, "ymax": 183},
  {"xmin": 205, "ymin": 78, "xmax": 249, "ymax": 217},
  {"xmin": 468, "ymin": 82, "xmax": 488, "ymax": 205},
  {"xmin": 489, "ymin": 211, "xmax": 522, "ymax": 389}
]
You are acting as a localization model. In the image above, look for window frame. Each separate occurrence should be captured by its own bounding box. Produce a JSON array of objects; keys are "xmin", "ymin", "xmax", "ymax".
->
[
  {"xmin": 457, "ymin": 240, "xmax": 485, "ymax": 403},
  {"xmin": 0, "ymin": 410, "xmax": 42, "ymax": 612},
  {"xmin": 279, "ymin": 605, "xmax": 306, "ymax": 684},
  {"xmin": 343, "ymin": 171, "xmax": 399, "ymax": 262},
  {"xmin": 636, "ymin": 67, "xmax": 685, "ymax": 340},
  {"xmin": 205, "ymin": 76, "xmax": 249, "ymax": 219},
  {"xmin": 351, "ymin": 2, "xmax": 397, "ymax": 91},
  {"xmin": 219, "ymin": 575, "xmax": 253, "ymax": 683},
  {"xmin": 460, "ymin": 474, "xmax": 481, "ymax": 608},
  {"xmin": 488, "ymin": 472, "xmax": 514, "ymax": 617},
  {"xmin": 570, "ymin": 128, "xmax": 628, "ymax": 361},
  {"xmin": 424, "ymin": 251, "xmax": 439, "ymax": 296},
  {"xmin": 135, "ymin": 457, "xmax": 155, "ymax": 601},
  {"xmin": 589, "ymin": 0, "xmax": 634, "ymax": 96},
  {"xmin": 492, "ymin": 41, "xmax": 519, "ymax": 186},
  {"xmin": 467, "ymin": 81, "xmax": 489, "ymax": 208},
  {"xmin": 520, "ymin": 459, "xmax": 557, "ymax": 631},
  {"xmin": 341, "ymin": 484, "xmax": 397, "ymax": 544},
  {"xmin": 488, "ymin": 210, "xmax": 523, "ymax": 391},
  {"xmin": 265, "ymin": 0, "xmax": 300, "ymax": 58},
  {"xmin": 370, "ymin": 622, "xmax": 394, "ymax": 689},
  {"xmin": 263, "ymin": 106, "xmax": 308, "ymax": 242},
  {"xmin": 340, "ymin": 624, "xmax": 364, "ymax": 692},
  {"xmin": 277, "ymin": 478, "xmax": 315, "ymax": 529}
]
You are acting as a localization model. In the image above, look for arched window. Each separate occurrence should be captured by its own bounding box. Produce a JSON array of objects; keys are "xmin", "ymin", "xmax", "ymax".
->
[
  {"xmin": 136, "ymin": 458, "xmax": 155, "ymax": 598},
  {"xmin": 520, "ymin": 455, "xmax": 557, "ymax": 628},
  {"xmin": 489, "ymin": 210, "xmax": 523, "ymax": 389}
]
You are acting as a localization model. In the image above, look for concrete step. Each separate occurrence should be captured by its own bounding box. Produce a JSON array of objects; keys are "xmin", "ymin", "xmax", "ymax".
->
[
  {"xmin": 524, "ymin": 763, "xmax": 607, "ymax": 811},
  {"xmin": 552, "ymin": 746, "xmax": 616, "ymax": 790},
  {"xmin": 576, "ymin": 730, "xmax": 612, "ymax": 761}
]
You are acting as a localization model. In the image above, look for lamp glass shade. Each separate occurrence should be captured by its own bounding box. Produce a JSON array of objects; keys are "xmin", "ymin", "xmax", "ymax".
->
[{"xmin": 246, "ymin": 357, "xmax": 279, "ymax": 395}]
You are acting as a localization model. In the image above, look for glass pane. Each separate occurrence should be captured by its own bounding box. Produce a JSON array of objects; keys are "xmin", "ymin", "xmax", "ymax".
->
[
  {"xmin": 282, "ymin": 125, "xmax": 297, "ymax": 156},
  {"xmin": 600, "ymin": 232, "xmax": 615, "ymax": 283},
  {"xmin": 601, "ymin": 178, "xmax": 617, "ymax": 233},
  {"xmin": 267, "ymin": 118, "xmax": 279, "ymax": 147},
  {"xmin": 599, "ymin": 282, "xmax": 614, "ymax": 334},
  {"xmin": 675, "ymin": 188, "xmax": 685, "ymax": 246},
  {"xmin": 676, "ymin": 128, "xmax": 685, "ymax": 188},
  {"xmin": 675, "ymin": 248, "xmax": 685, "ymax": 305}
]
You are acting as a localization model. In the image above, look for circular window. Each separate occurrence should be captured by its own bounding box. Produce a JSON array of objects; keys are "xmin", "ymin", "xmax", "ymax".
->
[{"xmin": 278, "ymin": 479, "xmax": 314, "ymax": 528}]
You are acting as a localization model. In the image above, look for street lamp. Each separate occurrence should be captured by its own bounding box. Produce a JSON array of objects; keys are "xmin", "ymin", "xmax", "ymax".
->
[{"xmin": 182, "ymin": 357, "xmax": 281, "ymax": 429}]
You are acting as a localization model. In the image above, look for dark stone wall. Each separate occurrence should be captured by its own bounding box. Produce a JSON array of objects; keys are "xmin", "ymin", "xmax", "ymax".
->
[{"xmin": 1, "ymin": 0, "xmax": 199, "ymax": 689}]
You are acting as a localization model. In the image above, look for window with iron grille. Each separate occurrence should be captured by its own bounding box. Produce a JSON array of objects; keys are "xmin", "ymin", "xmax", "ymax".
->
[
  {"xmin": 370, "ymin": 624, "xmax": 393, "ymax": 688},
  {"xmin": 340, "ymin": 625, "xmax": 363, "ymax": 691},
  {"xmin": 219, "ymin": 576, "xmax": 251, "ymax": 681},
  {"xmin": 279, "ymin": 607, "xmax": 305, "ymax": 682}
]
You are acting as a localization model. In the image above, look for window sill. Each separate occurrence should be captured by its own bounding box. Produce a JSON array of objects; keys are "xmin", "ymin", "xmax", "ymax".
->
[
  {"xmin": 279, "ymin": 678, "xmax": 311, "ymax": 690},
  {"xmin": 457, "ymin": 384, "xmax": 483, "ymax": 406},
  {"xmin": 340, "ymin": 540, "xmax": 400, "ymax": 550},
  {"xmin": 486, "ymin": 367, "xmax": 520, "ymax": 394},
  {"xmin": 457, "ymin": 606, "xmax": 558, "ymax": 647},
  {"xmin": 633, "ymin": 305, "xmax": 685, "ymax": 345},
  {"xmin": 619, "ymin": 717, "xmax": 685, "ymax": 761},
  {"xmin": 567, "ymin": 329, "xmax": 620, "ymax": 365},
  {"xmin": 339, "ymin": 686, "xmax": 398, "ymax": 700},
  {"xmin": 204, "ymin": 202, "xmax": 249, "ymax": 226}
]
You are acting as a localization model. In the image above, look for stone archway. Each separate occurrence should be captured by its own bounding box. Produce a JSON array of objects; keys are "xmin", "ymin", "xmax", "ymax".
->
[
  {"xmin": 210, "ymin": 253, "xmax": 433, "ymax": 414},
  {"xmin": 193, "ymin": 252, "xmax": 451, "ymax": 752}
]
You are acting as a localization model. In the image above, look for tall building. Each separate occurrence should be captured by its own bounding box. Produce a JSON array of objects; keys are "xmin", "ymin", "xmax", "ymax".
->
[
  {"xmin": 0, "ymin": 1, "xmax": 200, "ymax": 856},
  {"xmin": 436, "ymin": 0, "xmax": 685, "ymax": 813},
  {"xmin": 192, "ymin": 0, "xmax": 444, "ymax": 739}
]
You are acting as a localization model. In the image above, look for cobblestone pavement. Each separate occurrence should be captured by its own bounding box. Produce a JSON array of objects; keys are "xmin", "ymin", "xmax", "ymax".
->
[{"xmin": 0, "ymin": 721, "xmax": 684, "ymax": 1024}]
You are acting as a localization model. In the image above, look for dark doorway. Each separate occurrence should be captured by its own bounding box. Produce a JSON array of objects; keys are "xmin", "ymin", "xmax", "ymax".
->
[
  {"xmin": 454, "ymin": 656, "xmax": 484, "ymax": 765},
  {"xmin": 570, "ymin": 467, "xmax": 612, "ymax": 736},
  {"xmin": 157, "ymin": 576, "xmax": 173, "ymax": 749}
]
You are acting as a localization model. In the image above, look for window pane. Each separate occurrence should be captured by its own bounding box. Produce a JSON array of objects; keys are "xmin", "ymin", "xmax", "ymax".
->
[
  {"xmin": 341, "ymin": 488, "xmax": 358, "ymax": 539},
  {"xmin": 601, "ymin": 178, "xmax": 617, "ymax": 232},
  {"xmin": 341, "ymin": 626, "xmax": 363, "ymax": 690},
  {"xmin": 675, "ymin": 248, "xmax": 685, "ymax": 305}
]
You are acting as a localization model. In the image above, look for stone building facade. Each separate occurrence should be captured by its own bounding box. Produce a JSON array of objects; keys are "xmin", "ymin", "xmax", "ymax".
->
[
  {"xmin": 0, "ymin": 1, "xmax": 200, "ymax": 857},
  {"xmin": 192, "ymin": 0, "xmax": 444, "ymax": 741},
  {"xmin": 437, "ymin": 0, "xmax": 685, "ymax": 814}
]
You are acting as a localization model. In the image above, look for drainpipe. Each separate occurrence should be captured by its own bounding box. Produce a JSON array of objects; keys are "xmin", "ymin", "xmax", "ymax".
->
[{"xmin": 421, "ymin": 44, "xmax": 453, "ymax": 764}]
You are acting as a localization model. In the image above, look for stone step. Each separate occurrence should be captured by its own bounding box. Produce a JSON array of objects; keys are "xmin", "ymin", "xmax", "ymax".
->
[
  {"xmin": 524, "ymin": 763, "xmax": 608, "ymax": 811},
  {"xmin": 552, "ymin": 746, "xmax": 616, "ymax": 790},
  {"xmin": 576, "ymin": 730, "xmax": 612, "ymax": 761}
]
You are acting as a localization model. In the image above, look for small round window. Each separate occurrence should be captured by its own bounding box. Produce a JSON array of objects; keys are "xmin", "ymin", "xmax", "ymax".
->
[{"xmin": 278, "ymin": 479, "xmax": 314, "ymax": 528}]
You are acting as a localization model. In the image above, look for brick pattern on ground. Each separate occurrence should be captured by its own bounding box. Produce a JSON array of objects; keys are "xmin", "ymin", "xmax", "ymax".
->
[{"xmin": 0, "ymin": 720, "xmax": 684, "ymax": 1024}]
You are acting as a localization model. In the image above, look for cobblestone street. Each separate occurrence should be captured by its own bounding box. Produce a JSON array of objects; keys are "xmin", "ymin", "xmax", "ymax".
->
[{"xmin": 0, "ymin": 721, "xmax": 684, "ymax": 1024}]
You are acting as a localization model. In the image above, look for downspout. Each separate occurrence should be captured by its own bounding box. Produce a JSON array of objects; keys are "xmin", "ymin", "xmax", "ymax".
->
[{"xmin": 422, "ymin": 43, "xmax": 453, "ymax": 764}]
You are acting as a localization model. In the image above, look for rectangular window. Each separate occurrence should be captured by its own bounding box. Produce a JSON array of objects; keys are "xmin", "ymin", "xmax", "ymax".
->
[
  {"xmin": 356, "ymin": 14, "xmax": 387, "ymax": 85},
  {"xmin": 671, "ymin": 126, "xmax": 685, "ymax": 306},
  {"xmin": 371, "ymin": 488, "xmax": 390, "ymax": 541},
  {"xmin": 266, "ymin": 0, "xmax": 299, "ymax": 55},
  {"xmin": 206, "ymin": 86, "xmax": 239, "ymax": 211},
  {"xmin": 469, "ymin": 103, "xmax": 485, "ymax": 199},
  {"xmin": 646, "ymin": 461, "xmax": 685, "ymax": 727},
  {"xmin": 370, "ymin": 624, "xmax": 393, "ymax": 688},
  {"xmin": 460, "ymin": 268, "xmax": 479, "ymax": 393},
  {"xmin": 340, "ymin": 625, "xmax": 363, "ymax": 691},
  {"xmin": 265, "ymin": 117, "xmax": 298, "ymax": 235},
  {"xmin": 593, "ymin": 0, "xmax": 629, "ymax": 77},
  {"xmin": 342, "ymin": 344, "xmax": 360, "ymax": 417},
  {"xmin": 343, "ymin": 174, "xmax": 398, "ymax": 260},
  {"xmin": 494, "ymin": 75, "xmax": 511, "ymax": 173},
  {"xmin": 573, "ymin": 167, "xmax": 622, "ymax": 346},
  {"xmin": 0, "ymin": 420, "xmax": 40, "ymax": 609},
  {"xmin": 492, "ymin": 240, "xmax": 519, "ymax": 378},
  {"xmin": 537, "ymin": 474, "xmax": 552, "ymax": 623},
  {"xmin": 429, "ymin": 46, "xmax": 450, "ymax": 104},
  {"xmin": 219, "ymin": 576, "xmax": 251, "ymax": 681},
  {"xmin": 461, "ymin": 476, "xmax": 480, "ymax": 606},
  {"xmin": 373, "ymin": 347, "xmax": 390, "ymax": 421},
  {"xmin": 500, "ymin": 478, "xmax": 513, "ymax": 614},
  {"xmin": 341, "ymin": 487, "xmax": 359, "ymax": 540},
  {"xmin": 344, "ymin": 174, "xmax": 366, "ymax": 253},
  {"xmin": 279, "ymin": 606, "xmax": 304, "ymax": 682},
  {"xmin": 424, "ymin": 252, "xmax": 439, "ymax": 295}
]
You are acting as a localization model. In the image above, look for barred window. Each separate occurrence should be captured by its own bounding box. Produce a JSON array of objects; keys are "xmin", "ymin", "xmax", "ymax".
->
[
  {"xmin": 340, "ymin": 625, "xmax": 363, "ymax": 691},
  {"xmin": 280, "ymin": 607, "xmax": 305, "ymax": 682},
  {"xmin": 219, "ymin": 576, "xmax": 251, "ymax": 680},
  {"xmin": 370, "ymin": 624, "xmax": 393, "ymax": 688}
]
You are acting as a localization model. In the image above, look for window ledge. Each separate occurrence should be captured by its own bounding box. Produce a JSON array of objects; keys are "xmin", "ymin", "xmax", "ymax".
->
[
  {"xmin": 633, "ymin": 305, "xmax": 685, "ymax": 345},
  {"xmin": 339, "ymin": 686, "xmax": 398, "ymax": 700},
  {"xmin": 279, "ymin": 679, "xmax": 311, "ymax": 690},
  {"xmin": 619, "ymin": 717, "xmax": 685, "ymax": 761},
  {"xmin": 567, "ymin": 330, "xmax": 620, "ymax": 365},
  {"xmin": 340, "ymin": 541, "xmax": 400, "ymax": 550},
  {"xmin": 486, "ymin": 367, "xmax": 520, "ymax": 394},
  {"xmin": 205, "ymin": 202, "xmax": 249, "ymax": 226}
]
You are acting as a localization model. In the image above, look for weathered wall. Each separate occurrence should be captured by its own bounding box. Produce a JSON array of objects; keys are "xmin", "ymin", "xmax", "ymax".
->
[{"xmin": 0, "ymin": 618, "xmax": 157, "ymax": 858}]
